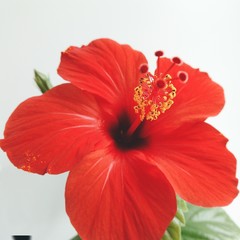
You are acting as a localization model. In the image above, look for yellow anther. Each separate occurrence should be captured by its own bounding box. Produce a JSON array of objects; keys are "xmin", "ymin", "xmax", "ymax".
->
[{"xmin": 133, "ymin": 74, "xmax": 177, "ymax": 121}]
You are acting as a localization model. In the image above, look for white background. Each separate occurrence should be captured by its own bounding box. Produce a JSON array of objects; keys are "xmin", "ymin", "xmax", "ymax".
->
[{"xmin": 0, "ymin": 0, "xmax": 239, "ymax": 239}]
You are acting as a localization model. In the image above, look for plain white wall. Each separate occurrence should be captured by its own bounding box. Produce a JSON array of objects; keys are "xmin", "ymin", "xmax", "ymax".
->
[{"xmin": 0, "ymin": 0, "xmax": 239, "ymax": 239}]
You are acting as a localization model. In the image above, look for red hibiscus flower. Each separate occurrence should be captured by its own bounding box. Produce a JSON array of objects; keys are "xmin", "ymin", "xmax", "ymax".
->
[{"xmin": 1, "ymin": 39, "xmax": 238, "ymax": 240}]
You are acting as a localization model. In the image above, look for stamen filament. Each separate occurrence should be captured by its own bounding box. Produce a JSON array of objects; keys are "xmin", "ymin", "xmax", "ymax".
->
[
  {"xmin": 162, "ymin": 57, "xmax": 182, "ymax": 77},
  {"xmin": 162, "ymin": 62, "xmax": 175, "ymax": 77},
  {"xmin": 156, "ymin": 57, "xmax": 161, "ymax": 76},
  {"xmin": 127, "ymin": 117, "xmax": 142, "ymax": 136},
  {"xmin": 155, "ymin": 50, "xmax": 164, "ymax": 76},
  {"xmin": 132, "ymin": 53, "xmax": 187, "ymax": 125}
]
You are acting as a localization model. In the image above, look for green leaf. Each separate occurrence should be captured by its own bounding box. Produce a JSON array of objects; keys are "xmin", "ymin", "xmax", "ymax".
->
[
  {"xmin": 162, "ymin": 218, "xmax": 182, "ymax": 240},
  {"xmin": 70, "ymin": 235, "xmax": 81, "ymax": 240},
  {"xmin": 182, "ymin": 203, "xmax": 240, "ymax": 240},
  {"xmin": 34, "ymin": 69, "xmax": 53, "ymax": 93},
  {"xmin": 162, "ymin": 197, "xmax": 188, "ymax": 240}
]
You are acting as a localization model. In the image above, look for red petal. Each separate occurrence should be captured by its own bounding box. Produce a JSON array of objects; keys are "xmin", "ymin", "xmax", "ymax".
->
[
  {"xmin": 142, "ymin": 58, "xmax": 225, "ymax": 136},
  {"xmin": 1, "ymin": 84, "xmax": 108, "ymax": 174},
  {"xmin": 66, "ymin": 150, "xmax": 176, "ymax": 240},
  {"xmin": 148, "ymin": 122, "xmax": 238, "ymax": 206},
  {"xmin": 57, "ymin": 39, "xmax": 147, "ymax": 110}
]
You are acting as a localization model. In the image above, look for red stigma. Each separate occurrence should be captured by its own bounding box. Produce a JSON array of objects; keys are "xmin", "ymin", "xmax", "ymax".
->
[
  {"xmin": 155, "ymin": 50, "xmax": 164, "ymax": 57},
  {"xmin": 156, "ymin": 79, "xmax": 166, "ymax": 89},
  {"xmin": 172, "ymin": 57, "xmax": 182, "ymax": 65},
  {"xmin": 139, "ymin": 63, "xmax": 149, "ymax": 74},
  {"xmin": 178, "ymin": 71, "xmax": 188, "ymax": 83}
]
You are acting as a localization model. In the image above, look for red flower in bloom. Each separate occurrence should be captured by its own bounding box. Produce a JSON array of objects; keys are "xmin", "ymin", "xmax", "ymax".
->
[{"xmin": 1, "ymin": 39, "xmax": 238, "ymax": 240}]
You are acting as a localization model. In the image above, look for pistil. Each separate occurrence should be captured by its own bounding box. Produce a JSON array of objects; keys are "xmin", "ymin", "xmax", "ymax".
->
[
  {"xmin": 127, "ymin": 116, "xmax": 142, "ymax": 136},
  {"xmin": 128, "ymin": 51, "xmax": 188, "ymax": 136}
]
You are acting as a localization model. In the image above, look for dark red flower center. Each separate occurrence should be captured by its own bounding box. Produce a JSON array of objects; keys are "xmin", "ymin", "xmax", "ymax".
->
[{"xmin": 109, "ymin": 113, "xmax": 147, "ymax": 150}]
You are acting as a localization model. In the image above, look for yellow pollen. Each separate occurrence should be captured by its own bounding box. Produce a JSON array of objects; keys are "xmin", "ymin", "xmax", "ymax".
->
[
  {"xmin": 24, "ymin": 150, "xmax": 39, "ymax": 163},
  {"xmin": 133, "ymin": 74, "xmax": 177, "ymax": 121}
]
